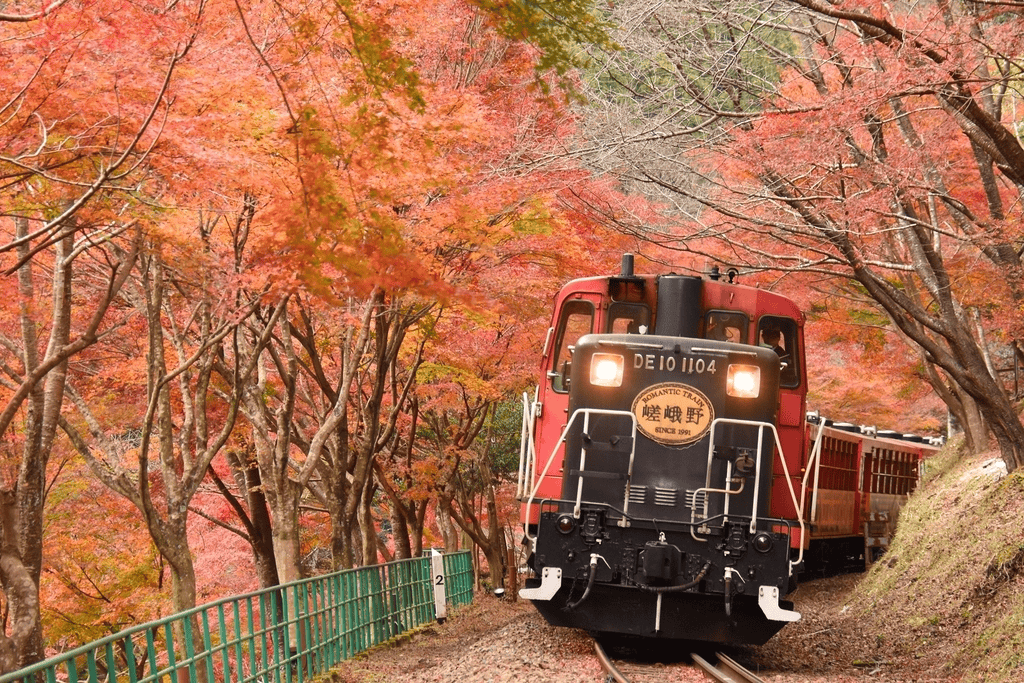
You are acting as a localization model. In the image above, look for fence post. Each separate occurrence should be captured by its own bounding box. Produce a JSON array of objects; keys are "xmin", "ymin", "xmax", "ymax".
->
[{"xmin": 429, "ymin": 550, "xmax": 447, "ymax": 624}]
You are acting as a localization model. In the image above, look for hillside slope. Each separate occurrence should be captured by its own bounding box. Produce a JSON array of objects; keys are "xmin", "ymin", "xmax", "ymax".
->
[
  {"xmin": 749, "ymin": 439, "xmax": 1024, "ymax": 681},
  {"xmin": 852, "ymin": 440, "xmax": 1024, "ymax": 680}
]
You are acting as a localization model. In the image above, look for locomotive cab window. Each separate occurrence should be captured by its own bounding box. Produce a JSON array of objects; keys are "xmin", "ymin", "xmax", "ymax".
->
[
  {"xmin": 757, "ymin": 316, "xmax": 800, "ymax": 388},
  {"xmin": 607, "ymin": 302, "xmax": 651, "ymax": 334},
  {"xmin": 550, "ymin": 299, "xmax": 594, "ymax": 393},
  {"xmin": 704, "ymin": 311, "xmax": 747, "ymax": 344}
]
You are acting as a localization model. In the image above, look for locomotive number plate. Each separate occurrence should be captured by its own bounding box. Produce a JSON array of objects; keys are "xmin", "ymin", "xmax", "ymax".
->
[
  {"xmin": 631, "ymin": 382, "xmax": 715, "ymax": 447},
  {"xmin": 633, "ymin": 353, "xmax": 718, "ymax": 375}
]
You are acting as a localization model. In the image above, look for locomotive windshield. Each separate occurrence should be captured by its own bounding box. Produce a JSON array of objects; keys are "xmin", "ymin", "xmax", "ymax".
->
[
  {"xmin": 704, "ymin": 310, "xmax": 748, "ymax": 343},
  {"xmin": 607, "ymin": 302, "xmax": 651, "ymax": 334}
]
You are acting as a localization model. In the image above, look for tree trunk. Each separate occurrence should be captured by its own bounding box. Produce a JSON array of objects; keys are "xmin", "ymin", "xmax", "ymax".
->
[
  {"xmin": 0, "ymin": 491, "xmax": 40, "ymax": 674},
  {"xmin": 329, "ymin": 507, "xmax": 351, "ymax": 570},
  {"xmin": 481, "ymin": 487, "xmax": 507, "ymax": 589},
  {"xmin": 918, "ymin": 349, "xmax": 986, "ymax": 452},
  {"xmin": 240, "ymin": 460, "xmax": 280, "ymax": 588},
  {"xmin": 436, "ymin": 502, "xmax": 459, "ymax": 553},
  {"xmin": 314, "ymin": 438, "xmax": 354, "ymax": 571},
  {"xmin": 358, "ymin": 476, "xmax": 378, "ymax": 565},
  {"xmin": 951, "ymin": 386, "xmax": 987, "ymax": 453},
  {"xmin": 221, "ymin": 448, "xmax": 280, "ymax": 588},
  {"xmin": 146, "ymin": 513, "xmax": 207, "ymax": 683},
  {"xmin": 389, "ymin": 501, "xmax": 412, "ymax": 560},
  {"xmin": 0, "ymin": 549, "xmax": 38, "ymax": 674},
  {"xmin": 270, "ymin": 481, "xmax": 305, "ymax": 585},
  {"xmin": 484, "ymin": 536, "xmax": 508, "ymax": 591},
  {"xmin": 0, "ymin": 219, "xmax": 138, "ymax": 672},
  {"xmin": 411, "ymin": 502, "xmax": 427, "ymax": 557},
  {"xmin": 373, "ymin": 459, "xmax": 417, "ymax": 559}
]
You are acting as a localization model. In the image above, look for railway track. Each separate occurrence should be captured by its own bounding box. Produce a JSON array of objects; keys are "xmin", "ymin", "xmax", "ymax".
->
[
  {"xmin": 594, "ymin": 639, "xmax": 767, "ymax": 683},
  {"xmin": 691, "ymin": 651, "xmax": 767, "ymax": 683}
]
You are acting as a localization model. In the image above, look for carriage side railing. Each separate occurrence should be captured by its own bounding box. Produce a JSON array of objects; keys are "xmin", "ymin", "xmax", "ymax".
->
[{"xmin": 0, "ymin": 552, "xmax": 473, "ymax": 683}]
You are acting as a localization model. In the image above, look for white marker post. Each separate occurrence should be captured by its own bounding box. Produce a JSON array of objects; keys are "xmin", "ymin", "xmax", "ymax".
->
[{"xmin": 430, "ymin": 550, "xmax": 447, "ymax": 623}]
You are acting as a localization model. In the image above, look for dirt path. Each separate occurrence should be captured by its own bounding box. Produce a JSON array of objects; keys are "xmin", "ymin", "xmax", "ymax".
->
[{"xmin": 322, "ymin": 573, "xmax": 958, "ymax": 682}]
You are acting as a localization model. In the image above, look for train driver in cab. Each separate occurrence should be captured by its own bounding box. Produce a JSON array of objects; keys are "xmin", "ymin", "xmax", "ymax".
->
[{"xmin": 761, "ymin": 328, "xmax": 787, "ymax": 359}]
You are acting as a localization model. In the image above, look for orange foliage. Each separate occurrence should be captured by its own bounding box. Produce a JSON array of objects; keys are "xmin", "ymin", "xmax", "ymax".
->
[{"xmin": 1, "ymin": 0, "xmax": 632, "ymax": 651}]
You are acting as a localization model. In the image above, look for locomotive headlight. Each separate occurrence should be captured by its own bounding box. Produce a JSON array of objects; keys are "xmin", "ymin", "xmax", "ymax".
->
[
  {"xmin": 727, "ymin": 364, "xmax": 761, "ymax": 398},
  {"xmin": 590, "ymin": 353, "xmax": 624, "ymax": 387}
]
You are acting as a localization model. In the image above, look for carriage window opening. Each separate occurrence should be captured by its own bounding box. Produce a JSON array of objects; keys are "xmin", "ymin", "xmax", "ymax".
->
[
  {"xmin": 551, "ymin": 300, "xmax": 594, "ymax": 393},
  {"xmin": 704, "ymin": 311, "xmax": 747, "ymax": 344},
  {"xmin": 607, "ymin": 302, "xmax": 651, "ymax": 334},
  {"xmin": 758, "ymin": 316, "xmax": 800, "ymax": 388}
]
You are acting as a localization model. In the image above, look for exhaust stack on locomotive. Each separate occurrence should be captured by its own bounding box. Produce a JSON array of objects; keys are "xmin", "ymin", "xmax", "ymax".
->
[{"xmin": 517, "ymin": 256, "xmax": 935, "ymax": 644}]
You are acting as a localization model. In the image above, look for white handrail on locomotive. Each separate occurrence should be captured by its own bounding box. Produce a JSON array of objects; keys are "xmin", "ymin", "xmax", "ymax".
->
[
  {"xmin": 571, "ymin": 408, "xmax": 639, "ymax": 519},
  {"xmin": 519, "ymin": 404, "xmax": 803, "ymax": 623},
  {"xmin": 519, "ymin": 399, "xmax": 811, "ymax": 575},
  {"xmin": 516, "ymin": 389, "xmax": 538, "ymax": 501},
  {"xmin": 520, "ymin": 406, "xmax": 639, "ymax": 546},
  {"xmin": 690, "ymin": 417, "xmax": 807, "ymax": 575}
]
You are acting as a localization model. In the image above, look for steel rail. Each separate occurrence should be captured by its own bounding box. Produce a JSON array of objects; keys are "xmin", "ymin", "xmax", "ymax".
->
[
  {"xmin": 692, "ymin": 651, "xmax": 767, "ymax": 683},
  {"xmin": 593, "ymin": 639, "xmax": 630, "ymax": 683}
]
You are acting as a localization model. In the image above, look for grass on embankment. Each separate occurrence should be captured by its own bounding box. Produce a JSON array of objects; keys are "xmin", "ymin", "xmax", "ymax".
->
[{"xmin": 852, "ymin": 438, "xmax": 1024, "ymax": 681}]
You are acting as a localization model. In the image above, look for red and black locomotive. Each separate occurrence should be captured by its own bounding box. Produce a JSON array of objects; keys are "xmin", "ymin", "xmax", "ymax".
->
[{"xmin": 516, "ymin": 256, "xmax": 937, "ymax": 644}]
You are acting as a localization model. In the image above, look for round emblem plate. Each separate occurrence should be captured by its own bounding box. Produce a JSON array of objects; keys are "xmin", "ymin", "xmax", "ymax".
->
[{"xmin": 631, "ymin": 382, "xmax": 715, "ymax": 447}]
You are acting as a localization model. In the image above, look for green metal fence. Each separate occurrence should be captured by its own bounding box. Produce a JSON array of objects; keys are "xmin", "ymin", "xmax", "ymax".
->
[{"xmin": 1, "ymin": 552, "xmax": 473, "ymax": 683}]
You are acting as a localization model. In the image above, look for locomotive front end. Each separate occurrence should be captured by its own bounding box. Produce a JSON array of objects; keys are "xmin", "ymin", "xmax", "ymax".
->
[{"xmin": 519, "ymin": 266, "xmax": 804, "ymax": 644}]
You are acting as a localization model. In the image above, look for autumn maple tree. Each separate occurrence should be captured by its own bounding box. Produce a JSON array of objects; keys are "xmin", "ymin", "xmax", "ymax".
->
[
  {"xmin": 59, "ymin": 229, "xmax": 268, "ymax": 682},
  {"xmin": 413, "ymin": 308, "xmax": 532, "ymax": 589},
  {"xmin": 575, "ymin": 0, "xmax": 1024, "ymax": 471},
  {"xmin": 41, "ymin": 456, "xmax": 162, "ymax": 650},
  {"xmin": 0, "ymin": 0, "xmax": 625, "ymax": 669},
  {"xmin": 0, "ymin": 0, "xmax": 205, "ymax": 667},
  {"xmin": 217, "ymin": 0, "xmax": 628, "ymax": 582}
]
